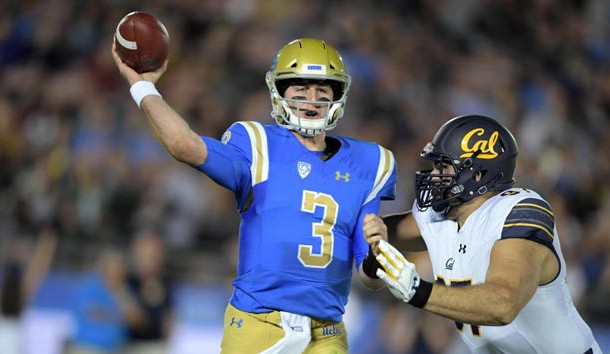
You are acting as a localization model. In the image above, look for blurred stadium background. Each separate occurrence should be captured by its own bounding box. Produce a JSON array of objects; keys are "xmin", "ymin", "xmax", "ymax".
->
[{"xmin": 1, "ymin": 0, "xmax": 610, "ymax": 353}]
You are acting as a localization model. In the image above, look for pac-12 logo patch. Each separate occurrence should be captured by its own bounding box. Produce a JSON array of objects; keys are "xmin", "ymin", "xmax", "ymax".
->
[{"xmin": 297, "ymin": 161, "xmax": 311, "ymax": 179}]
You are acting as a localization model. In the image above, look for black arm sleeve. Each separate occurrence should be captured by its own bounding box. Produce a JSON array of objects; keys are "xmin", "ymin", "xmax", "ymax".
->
[{"xmin": 382, "ymin": 211, "xmax": 411, "ymax": 243}]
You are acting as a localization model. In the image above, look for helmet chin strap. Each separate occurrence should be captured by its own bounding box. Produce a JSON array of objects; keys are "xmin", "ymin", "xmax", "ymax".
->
[
  {"xmin": 434, "ymin": 190, "xmax": 462, "ymax": 213},
  {"xmin": 432, "ymin": 202, "xmax": 450, "ymax": 213}
]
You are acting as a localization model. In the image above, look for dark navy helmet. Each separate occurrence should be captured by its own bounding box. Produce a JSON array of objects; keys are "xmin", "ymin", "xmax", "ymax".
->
[{"xmin": 415, "ymin": 115, "xmax": 518, "ymax": 212}]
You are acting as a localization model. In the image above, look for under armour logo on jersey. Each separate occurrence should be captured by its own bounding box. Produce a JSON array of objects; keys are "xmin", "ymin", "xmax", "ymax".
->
[
  {"xmin": 458, "ymin": 244, "xmax": 467, "ymax": 253},
  {"xmin": 297, "ymin": 161, "xmax": 312, "ymax": 179},
  {"xmin": 230, "ymin": 317, "xmax": 243, "ymax": 328},
  {"xmin": 445, "ymin": 258, "xmax": 455, "ymax": 270},
  {"xmin": 335, "ymin": 171, "xmax": 350, "ymax": 182}
]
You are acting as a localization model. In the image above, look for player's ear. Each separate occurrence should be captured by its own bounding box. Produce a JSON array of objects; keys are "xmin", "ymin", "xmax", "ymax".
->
[{"xmin": 474, "ymin": 171, "xmax": 483, "ymax": 182}]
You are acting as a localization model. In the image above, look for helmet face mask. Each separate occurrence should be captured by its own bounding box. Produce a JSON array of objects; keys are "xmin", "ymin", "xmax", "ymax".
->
[
  {"xmin": 415, "ymin": 115, "xmax": 519, "ymax": 213},
  {"xmin": 416, "ymin": 151, "xmax": 467, "ymax": 212},
  {"xmin": 266, "ymin": 38, "xmax": 351, "ymax": 137}
]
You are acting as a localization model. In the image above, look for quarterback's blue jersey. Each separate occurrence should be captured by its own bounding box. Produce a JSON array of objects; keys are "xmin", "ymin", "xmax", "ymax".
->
[{"xmin": 197, "ymin": 122, "xmax": 396, "ymax": 322}]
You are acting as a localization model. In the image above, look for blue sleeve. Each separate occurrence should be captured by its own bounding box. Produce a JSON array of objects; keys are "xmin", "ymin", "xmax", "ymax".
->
[
  {"xmin": 195, "ymin": 123, "xmax": 252, "ymax": 201},
  {"xmin": 353, "ymin": 198, "xmax": 381, "ymax": 269},
  {"xmin": 501, "ymin": 198, "xmax": 555, "ymax": 252}
]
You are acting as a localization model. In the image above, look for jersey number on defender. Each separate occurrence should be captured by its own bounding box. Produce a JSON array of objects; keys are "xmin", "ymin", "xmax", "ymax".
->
[
  {"xmin": 436, "ymin": 276, "xmax": 482, "ymax": 337},
  {"xmin": 298, "ymin": 190, "xmax": 338, "ymax": 268}
]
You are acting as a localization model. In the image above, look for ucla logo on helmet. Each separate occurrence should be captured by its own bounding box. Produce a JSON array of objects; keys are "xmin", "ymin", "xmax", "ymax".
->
[
  {"xmin": 301, "ymin": 63, "xmax": 326, "ymax": 74},
  {"xmin": 459, "ymin": 128, "xmax": 499, "ymax": 159}
]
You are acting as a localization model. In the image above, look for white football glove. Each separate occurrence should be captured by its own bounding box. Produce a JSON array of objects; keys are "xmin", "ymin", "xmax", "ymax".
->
[{"xmin": 375, "ymin": 240, "xmax": 421, "ymax": 303}]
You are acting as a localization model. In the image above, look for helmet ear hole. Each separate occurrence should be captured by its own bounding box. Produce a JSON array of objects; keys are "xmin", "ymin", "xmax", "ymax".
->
[
  {"xmin": 329, "ymin": 81, "xmax": 343, "ymax": 100},
  {"xmin": 474, "ymin": 170, "xmax": 487, "ymax": 182},
  {"xmin": 276, "ymin": 80, "xmax": 291, "ymax": 98}
]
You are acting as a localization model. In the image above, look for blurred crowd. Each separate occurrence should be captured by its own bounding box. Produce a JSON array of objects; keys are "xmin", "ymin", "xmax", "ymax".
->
[{"xmin": 1, "ymin": 0, "xmax": 610, "ymax": 353}]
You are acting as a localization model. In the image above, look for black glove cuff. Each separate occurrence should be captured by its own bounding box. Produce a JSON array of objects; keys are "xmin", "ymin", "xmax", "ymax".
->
[
  {"xmin": 362, "ymin": 247, "xmax": 382, "ymax": 279},
  {"xmin": 409, "ymin": 279, "xmax": 432, "ymax": 308}
]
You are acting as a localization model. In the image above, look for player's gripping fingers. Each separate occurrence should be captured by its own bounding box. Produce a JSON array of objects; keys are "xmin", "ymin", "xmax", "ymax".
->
[
  {"xmin": 378, "ymin": 240, "xmax": 407, "ymax": 269},
  {"xmin": 376, "ymin": 252, "xmax": 397, "ymax": 279},
  {"xmin": 383, "ymin": 240, "xmax": 408, "ymax": 264},
  {"xmin": 363, "ymin": 213, "xmax": 382, "ymax": 225},
  {"xmin": 112, "ymin": 42, "xmax": 143, "ymax": 84},
  {"xmin": 363, "ymin": 214, "xmax": 387, "ymax": 240},
  {"xmin": 403, "ymin": 260, "xmax": 417, "ymax": 274},
  {"xmin": 376, "ymin": 269, "xmax": 398, "ymax": 290},
  {"xmin": 364, "ymin": 214, "xmax": 388, "ymax": 254},
  {"xmin": 363, "ymin": 214, "xmax": 387, "ymax": 236},
  {"xmin": 377, "ymin": 268, "xmax": 410, "ymax": 302},
  {"xmin": 376, "ymin": 251, "xmax": 404, "ymax": 282},
  {"xmin": 377, "ymin": 241, "xmax": 401, "ymax": 278},
  {"xmin": 376, "ymin": 269, "xmax": 391, "ymax": 285},
  {"xmin": 366, "ymin": 234, "xmax": 384, "ymax": 248}
]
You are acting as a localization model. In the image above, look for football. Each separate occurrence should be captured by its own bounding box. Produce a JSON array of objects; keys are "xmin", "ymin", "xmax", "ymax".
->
[{"xmin": 114, "ymin": 12, "xmax": 169, "ymax": 73}]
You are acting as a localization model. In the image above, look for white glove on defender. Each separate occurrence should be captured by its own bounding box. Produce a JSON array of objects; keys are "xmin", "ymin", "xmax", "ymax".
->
[{"xmin": 375, "ymin": 240, "xmax": 421, "ymax": 303}]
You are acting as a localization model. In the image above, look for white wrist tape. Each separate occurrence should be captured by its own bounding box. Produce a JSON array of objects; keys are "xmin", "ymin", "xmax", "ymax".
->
[{"xmin": 130, "ymin": 81, "xmax": 161, "ymax": 109}]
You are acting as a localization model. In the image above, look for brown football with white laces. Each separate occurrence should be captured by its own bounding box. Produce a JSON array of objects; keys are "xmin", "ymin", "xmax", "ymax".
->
[{"xmin": 114, "ymin": 12, "xmax": 169, "ymax": 73}]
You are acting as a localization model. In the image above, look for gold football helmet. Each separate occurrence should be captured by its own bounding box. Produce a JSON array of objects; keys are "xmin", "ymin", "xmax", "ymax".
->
[{"xmin": 266, "ymin": 38, "xmax": 351, "ymax": 137}]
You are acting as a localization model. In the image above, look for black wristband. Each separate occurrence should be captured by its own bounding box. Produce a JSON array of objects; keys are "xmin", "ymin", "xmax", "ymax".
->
[
  {"xmin": 361, "ymin": 247, "xmax": 382, "ymax": 279},
  {"xmin": 409, "ymin": 279, "xmax": 432, "ymax": 308}
]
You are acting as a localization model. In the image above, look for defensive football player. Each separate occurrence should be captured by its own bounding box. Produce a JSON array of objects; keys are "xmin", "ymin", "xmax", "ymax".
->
[{"xmin": 363, "ymin": 115, "xmax": 601, "ymax": 354}]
